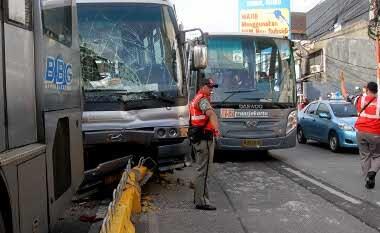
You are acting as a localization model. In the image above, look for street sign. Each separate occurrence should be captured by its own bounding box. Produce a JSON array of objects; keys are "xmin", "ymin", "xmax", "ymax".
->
[{"xmin": 239, "ymin": 0, "xmax": 291, "ymax": 37}]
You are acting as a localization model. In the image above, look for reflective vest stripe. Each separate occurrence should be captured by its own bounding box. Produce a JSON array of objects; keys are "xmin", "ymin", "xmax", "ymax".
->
[
  {"xmin": 359, "ymin": 112, "xmax": 380, "ymax": 119},
  {"xmin": 191, "ymin": 115, "xmax": 206, "ymax": 120}
]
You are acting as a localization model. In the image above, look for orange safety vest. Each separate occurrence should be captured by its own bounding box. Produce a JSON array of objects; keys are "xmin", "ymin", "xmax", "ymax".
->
[
  {"xmin": 189, "ymin": 91, "xmax": 215, "ymax": 133},
  {"xmin": 355, "ymin": 95, "xmax": 380, "ymax": 135}
]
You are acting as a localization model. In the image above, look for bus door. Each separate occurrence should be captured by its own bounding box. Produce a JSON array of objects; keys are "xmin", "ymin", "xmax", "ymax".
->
[{"xmin": 34, "ymin": 0, "xmax": 84, "ymax": 227}]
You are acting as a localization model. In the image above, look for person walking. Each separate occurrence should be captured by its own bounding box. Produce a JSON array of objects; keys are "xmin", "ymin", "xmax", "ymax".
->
[
  {"xmin": 340, "ymin": 72, "xmax": 380, "ymax": 189},
  {"xmin": 188, "ymin": 78, "xmax": 220, "ymax": 210}
]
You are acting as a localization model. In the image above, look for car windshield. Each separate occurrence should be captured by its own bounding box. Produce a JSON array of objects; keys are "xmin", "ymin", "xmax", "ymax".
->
[
  {"xmin": 330, "ymin": 103, "xmax": 357, "ymax": 118},
  {"xmin": 77, "ymin": 3, "xmax": 183, "ymax": 99},
  {"xmin": 205, "ymin": 36, "xmax": 296, "ymax": 104}
]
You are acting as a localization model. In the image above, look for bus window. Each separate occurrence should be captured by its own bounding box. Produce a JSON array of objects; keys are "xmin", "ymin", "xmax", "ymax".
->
[
  {"xmin": 7, "ymin": 0, "xmax": 32, "ymax": 27},
  {"xmin": 42, "ymin": 0, "xmax": 72, "ymax": 46}
]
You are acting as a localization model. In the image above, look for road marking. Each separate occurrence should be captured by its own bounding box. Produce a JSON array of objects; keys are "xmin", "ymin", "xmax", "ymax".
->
[{"xmin": 284, "ymin": 167, "xmax": 362, "ymax": 205}]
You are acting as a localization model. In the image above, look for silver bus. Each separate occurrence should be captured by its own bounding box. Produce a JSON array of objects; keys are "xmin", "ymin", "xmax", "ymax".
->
[
  {"xmin": 77, "ymin": 0, "xmax": 206, "ymax": 171},
  {"xmin": 190, "ymin": 33, "xmax": 297, "ymax": 151},
  {"xmin": 0, "ymin": 0, "xmax": 83, "ymax": 232}
]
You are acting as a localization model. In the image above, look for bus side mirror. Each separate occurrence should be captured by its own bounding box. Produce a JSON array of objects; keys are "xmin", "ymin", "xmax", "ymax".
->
[
  {"xmin": 192, "ymin": 45, "xmax": 208, "ymax": 70},
  {"xmin": 179, "ymin": 31, "xmax": 186, "ymax": 45}
]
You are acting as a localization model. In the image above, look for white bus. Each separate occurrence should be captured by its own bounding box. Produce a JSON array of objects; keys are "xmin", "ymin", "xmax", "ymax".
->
[
  {"xmin": 189, "ymin": 33, "xmax": 297, "ymax": 152},
  {"xmin": 77, "ymin": 0, "xmax": 206, "ymax": 171}
]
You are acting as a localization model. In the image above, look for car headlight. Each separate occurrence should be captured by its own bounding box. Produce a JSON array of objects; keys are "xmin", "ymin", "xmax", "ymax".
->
[
  {"xmin": 286, "ymin": 110, "xmax": 297, "ymax": 135},
  {"xmin": 338, "ymin": 123, "xmax": 354, "ymax": 131}
]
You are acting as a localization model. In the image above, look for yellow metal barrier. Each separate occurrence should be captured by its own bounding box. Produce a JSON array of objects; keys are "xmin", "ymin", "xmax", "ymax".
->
[{"xmin": 100, "ymin": 160, "xmax": 152, "ymax": 233}]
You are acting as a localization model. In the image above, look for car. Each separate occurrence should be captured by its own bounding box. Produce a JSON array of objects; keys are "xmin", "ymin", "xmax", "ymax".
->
[{"xmin": 297, "ymin": 100, "xmax": 358, "ymax": 152}]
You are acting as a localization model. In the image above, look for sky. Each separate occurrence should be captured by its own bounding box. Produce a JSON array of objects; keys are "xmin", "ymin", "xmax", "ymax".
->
[{"xmin": 173, "ymin": 0, "xmax": 322, "ymax": 32}]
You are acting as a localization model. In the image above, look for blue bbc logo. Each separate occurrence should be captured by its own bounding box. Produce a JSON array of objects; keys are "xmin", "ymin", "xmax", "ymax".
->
[{"xmin": 45, "ymin": 56, "xmax": 73, "ymax": 90}]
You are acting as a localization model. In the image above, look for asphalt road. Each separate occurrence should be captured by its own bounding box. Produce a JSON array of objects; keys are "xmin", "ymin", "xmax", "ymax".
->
[
  {"xmin": 55, "ymin": 142, "xmax": 380, "ymax": 233},
  {"xmin": 135, "ymin": 143, "xmax": 380, "ymax": 233},
  {"xmin": 273, "ymin": 142, "xmax": 380, "ymax": 206}
]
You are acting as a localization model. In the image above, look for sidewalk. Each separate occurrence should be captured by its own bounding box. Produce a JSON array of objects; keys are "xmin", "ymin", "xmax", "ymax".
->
[
  {"xmin": 135, "ymin": 167, "xmax": 246, "ymax": 233},
  {"xmin": 135, "ymin": 161, "xmax": 378, "ymax": 233}
]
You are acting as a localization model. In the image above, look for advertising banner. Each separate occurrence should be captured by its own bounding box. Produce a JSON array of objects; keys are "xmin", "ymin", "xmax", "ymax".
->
[{"xmin": 239, "ymin": 0, "xmax": 291, "ymax": 37}]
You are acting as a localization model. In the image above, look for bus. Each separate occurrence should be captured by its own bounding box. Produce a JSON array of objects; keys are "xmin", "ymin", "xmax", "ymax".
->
[
  {"xmin": 76, "ymin": 0, "xmax": 207, "ymax": 171},
  {"xmin": 189, "ymin": 33, "xmax": 297, "ymax": 151},
  {"xmin": 0, "ymin": 0, "xmax": 83, "ymax": 232}
]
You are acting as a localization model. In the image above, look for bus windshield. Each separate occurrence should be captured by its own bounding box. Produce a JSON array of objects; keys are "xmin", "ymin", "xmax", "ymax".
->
[
  {"xmin": 205, "ymin": 36, "xmax": 295, "ymax": 104},
  {"xmin": 77, "ymin": 3, "xmax": 184, "ymax": 99}
]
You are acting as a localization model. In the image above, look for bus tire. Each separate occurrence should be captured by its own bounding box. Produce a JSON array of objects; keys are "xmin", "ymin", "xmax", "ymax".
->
[
  {"xmin": 0, "ymin": 211, "xmax": 6, "ymax": 233},
  {"xmin": 297, "ymin": 127, "xmax": 307, "ymax": 144}
]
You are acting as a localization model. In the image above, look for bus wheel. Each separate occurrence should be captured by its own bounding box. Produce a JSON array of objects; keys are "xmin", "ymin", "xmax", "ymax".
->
[
  {"xmin": 329, "ymin": 132, "xmax": 340, "ymax": 153},
  {"xmin": 0, "ymin": 211, "xmax": 6, "ymax": 233},
  {"xmin": 297, "ymin": 127, "xmax": 307, "ymax": 144}
]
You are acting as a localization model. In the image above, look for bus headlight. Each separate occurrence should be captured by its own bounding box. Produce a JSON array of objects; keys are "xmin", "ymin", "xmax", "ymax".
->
[
  {"xmin": 168, "ymin": 128, "xmax": 178, "ymax": 137},
  {"xmin": 157, "ymin": 128, "xmax": 166, "ymax": 138},
  {"xmin": 286, "ymin": 111, "xmax": 297, "ymax": 135}
]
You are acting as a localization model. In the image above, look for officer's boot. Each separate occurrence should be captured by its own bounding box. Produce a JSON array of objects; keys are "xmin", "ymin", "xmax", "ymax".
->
[{"xmin": 365, "ymin": 171, "xmax": 376, "ymax": 189}]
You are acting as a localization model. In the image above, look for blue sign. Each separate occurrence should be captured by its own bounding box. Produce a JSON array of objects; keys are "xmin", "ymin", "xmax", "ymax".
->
[
  {"xmin": 45, "ymin": 56, "xmax": 73, "ymax": 91},
  {"xmin": 239, "ymin": 0, "xmax": 290, "ymax": 10},
  {"xmin": 239, "ymin": 0, "xmax": 291, "ymax": 37}
]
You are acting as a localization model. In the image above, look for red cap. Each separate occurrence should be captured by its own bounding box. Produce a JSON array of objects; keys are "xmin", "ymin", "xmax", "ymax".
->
[{"xmin": 201, "ymin": 78, "xmax": 218, "ymax": 88}]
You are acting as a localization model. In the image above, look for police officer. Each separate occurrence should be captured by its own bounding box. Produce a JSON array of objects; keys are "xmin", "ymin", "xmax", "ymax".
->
[
  {"xmin": 341, "ymin": 72, "xmax": 380, "ymax": 189},
  {"xmin": 189, "ymin": 78, "xmax": 220, "ymax": 210}
]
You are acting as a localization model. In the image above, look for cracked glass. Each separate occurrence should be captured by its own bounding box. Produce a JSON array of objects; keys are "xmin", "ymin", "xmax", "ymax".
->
[{"xmin": 78, "ymin": 3, "xmax": 183, "ymax": 102}]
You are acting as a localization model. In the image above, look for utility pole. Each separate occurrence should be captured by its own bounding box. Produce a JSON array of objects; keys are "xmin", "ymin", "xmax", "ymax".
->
[{"xmin": 369, "ymin": 0, "xmax": 380, "ymax": 102}]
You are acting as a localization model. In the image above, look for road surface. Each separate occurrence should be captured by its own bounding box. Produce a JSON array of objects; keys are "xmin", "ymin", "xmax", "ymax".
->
[{"xmin": 136, "ymin": 142, "xmax": 380, "ymax": 233}]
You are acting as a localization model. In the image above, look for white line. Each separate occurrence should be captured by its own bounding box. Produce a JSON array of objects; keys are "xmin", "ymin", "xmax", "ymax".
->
[{"xmin": 284, "ymin": 167, "xmax": 362, "ymax": 205}]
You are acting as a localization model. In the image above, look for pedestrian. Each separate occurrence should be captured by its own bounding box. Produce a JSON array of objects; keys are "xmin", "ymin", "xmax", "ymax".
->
[
  {"xmin": 340, "ymin": 71, "xmax": 380, "ymax": 189},
  {"xmin": 299, "ymin": 98, "xmax": 309, "ymax": 110},
  {"xmin": 340, "ymin": 70, "xmax": 367, "ymax": 105},
  {"xmin": 188, "ymin": 78, "xmax": 220, "ymax": 210}
]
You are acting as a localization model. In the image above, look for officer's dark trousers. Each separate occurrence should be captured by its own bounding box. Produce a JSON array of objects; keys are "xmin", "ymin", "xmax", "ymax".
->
[
  {"xmin": 357, "ymin": 132, "xmax": 380, "ymax": 175},
  {"xmin": 192, "ymin": 138, "xmax": 215, "ymax": 206}
]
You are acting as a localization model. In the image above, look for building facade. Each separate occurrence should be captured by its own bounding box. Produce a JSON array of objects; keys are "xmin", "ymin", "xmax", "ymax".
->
[{"xmin": 302, "ymin": 0, "xmax": 376, "ymax": 101}]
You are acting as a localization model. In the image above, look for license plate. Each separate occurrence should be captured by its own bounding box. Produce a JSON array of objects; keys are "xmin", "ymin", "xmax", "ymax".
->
[{"xmin": 241, "ymin": 139, "xmax": 262, "ymax": 148}]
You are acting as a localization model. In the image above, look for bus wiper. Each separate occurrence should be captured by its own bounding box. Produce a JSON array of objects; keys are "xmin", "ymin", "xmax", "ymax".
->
[
  {"xmin": 85, "ymin": 89, "xmax": 127, "ymax": 92},
  {"xmin": 142, "ymin": 92, "xmax": 176, "ymax": 104},
  {"xmin": 220, "ymin": 90, "xmax": 254, "ymax": 104},
  {"xmin": 242, "ymin": 97, "xmax": 273, "ymax": 102},
  {"xmin": 84, "ymin": 89, "xmax": 175, "ymax": 104}
]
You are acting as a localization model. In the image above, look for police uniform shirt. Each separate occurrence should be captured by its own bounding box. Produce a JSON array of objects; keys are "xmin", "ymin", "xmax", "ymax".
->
[{"xmin": 199, "ymin": 98, "xmax": 212, "ymax": 113}]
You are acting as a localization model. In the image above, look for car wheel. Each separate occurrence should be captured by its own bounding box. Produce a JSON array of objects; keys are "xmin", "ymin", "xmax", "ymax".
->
[
  {"xmin": 329, "ymin": 132, "xmax": 340, "ymax": 153},
  {"xmin": 0, "ymin": 211, "xmax": 7, "ymax": 233},
  {"xmin": 297, "ymin": 127, "xmax": 307, "ymax": 144}
]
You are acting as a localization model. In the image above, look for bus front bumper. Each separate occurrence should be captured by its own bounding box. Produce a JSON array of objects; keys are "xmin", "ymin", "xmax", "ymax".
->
[
  {"xmin": 215, "ymin": 130, "xmax": 296, "ymax": 151},
  {"xmin": 83, "ymin": 130, "xmax": 190, "ymax": 171}
]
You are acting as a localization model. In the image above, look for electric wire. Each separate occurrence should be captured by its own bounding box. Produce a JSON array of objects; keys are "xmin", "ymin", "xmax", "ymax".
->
[
  {"xmin": 307, "ymin": 0, "xmax": 352, "ymax": 38},
  {"xmin": 307, "ymin": 0, "xmax": 369, "ymax": 40}
]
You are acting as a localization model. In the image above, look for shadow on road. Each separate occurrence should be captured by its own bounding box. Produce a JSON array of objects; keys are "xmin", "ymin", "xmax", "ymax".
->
[
  {"xmin": 214, "ymin": 150, "xmax": 276, "ymax": 163},
  {"xmin": 302, "ymin": 141, "xmax": 359, "ymax": 155}
]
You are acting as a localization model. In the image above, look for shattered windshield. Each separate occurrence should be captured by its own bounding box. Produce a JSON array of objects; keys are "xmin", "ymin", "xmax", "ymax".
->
[
  {"xmin": 77, "ymin": 3, "xmax": 183, "ymax": 98},
  {"xmin": 205, "ymin": 36, "xmax": 296, "ymax": 104}
]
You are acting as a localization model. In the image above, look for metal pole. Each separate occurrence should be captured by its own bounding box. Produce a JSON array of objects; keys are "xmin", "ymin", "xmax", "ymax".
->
[
  {"xmin": 377, "ymin": 37, "xmax": 380, "ymax": 115},
  {"xmin": 377, "ymin": 37, "xmax": 380, "ymax": 82}
]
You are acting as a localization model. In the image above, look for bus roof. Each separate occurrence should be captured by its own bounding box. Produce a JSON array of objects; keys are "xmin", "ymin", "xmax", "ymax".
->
[
  {"xmin": 76, "ymin": 0, "xmax": 174, "ymax": 8},
  {"xmin": 206, "ymin": 32, "xmax": 289, "ymax": 40}
]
